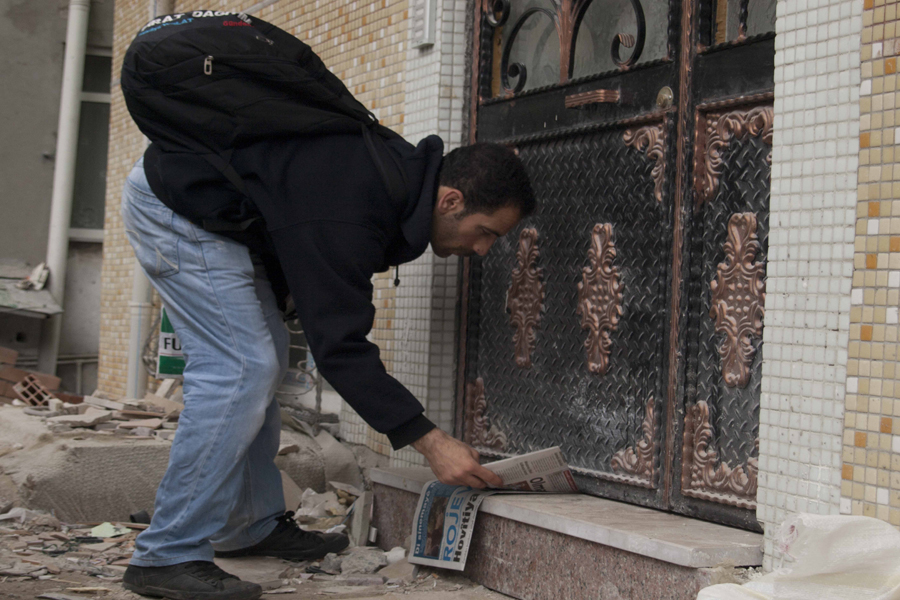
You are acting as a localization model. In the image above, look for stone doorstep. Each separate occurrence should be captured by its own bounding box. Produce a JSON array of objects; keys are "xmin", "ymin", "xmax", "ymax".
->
[{"xmin": 369, "ymin": 467, "xmax": 762, "ymax": 569}]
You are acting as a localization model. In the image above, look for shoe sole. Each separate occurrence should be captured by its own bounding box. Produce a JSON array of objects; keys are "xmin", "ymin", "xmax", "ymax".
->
[
  {"xmin": 123, "ymin": 581, "xmax": 262, "ymax": 600},
  {"xmin": 215, "ymin": 535, "xmax": 350, "ymax": 562}
]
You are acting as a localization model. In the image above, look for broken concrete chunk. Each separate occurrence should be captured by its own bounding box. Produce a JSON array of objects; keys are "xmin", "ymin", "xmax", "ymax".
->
[
  {"xmin": 384, "ymin": 546, "xmax": 406, "ymax": 565},
  {"xmin": 47, "ymin": 407, "xmax": 111, "ymax": 427},
  {"xmin": 335, "ymin": 574, "xmax": 387, "ymax": 586},
  {"xmin": 327, "ymin": 481, "xmax": 362, "ymax": 498},
  {"xmin": 84, "ymin": 395, "xmax": 126, "ymax": 411},
  {"xmin": 319, "ymin": 552, "xmax": 343, "ymax": 574},
  {"xmin": 154, "ymin": 378, "xmax": 177, "ymax": 398},
  {"xmin": 143, "ymin": 394, "xmax": 183, "ymax": 416},
  {"xmin": 117, "ymin": 418, "xmax": 163, "ymax": 430},
  {"xmin": 155, "ymin": 429, "xmax": 177, "ymax": 441},
  {"xmin": 90, "ymin": 522, "xmax": 131, "ymax": 538},
  {"xmin": 349, "ymin": 492, "xmax": 373, "ymax": 548},
  {"xmin": 340, "ymin": 548, "xmax": 388, "ymax": 574},
  {"xmin": 80, "ymin": 541, "xmax": 119, "ymax": 552},
  {"xmin": 378, "ymin": 557, "xmax": 416, "ymax": 582},
  {"xmin": 278, "ymin": 444, "xmax": 300, "ymax": 455}
]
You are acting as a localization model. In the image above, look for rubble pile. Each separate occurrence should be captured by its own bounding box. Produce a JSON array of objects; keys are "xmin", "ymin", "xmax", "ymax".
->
[
  {"xmin": 0, "ymin": 494, "xmax": 447, "ymax": 598},
  {"xmin": 0, "ymin": 343, "xmax": 185, "ymax": 442},
  {"xmin": 0, "ymin": 506, "xmax": 139, "ymax": 586}
]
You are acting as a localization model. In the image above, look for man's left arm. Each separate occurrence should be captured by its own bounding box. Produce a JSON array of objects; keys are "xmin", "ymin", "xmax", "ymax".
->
[{"xmin": 269, "ymin": 220, "xmax": 435, "ymax": 449}]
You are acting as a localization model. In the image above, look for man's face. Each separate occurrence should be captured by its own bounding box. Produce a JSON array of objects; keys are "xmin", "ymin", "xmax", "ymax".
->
[{"xmin": 430, "ymin": 186, "xmax": 522, "ymax": 258}]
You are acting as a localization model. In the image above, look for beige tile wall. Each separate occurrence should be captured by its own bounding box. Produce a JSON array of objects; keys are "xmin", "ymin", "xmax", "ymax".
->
[
  {"xmin": 843, "ymin": 0, "xmax": 900, "ymax": 524},
  {"xmin": 97, "ymin": 0, "xmax": 153, "ymax": 398}
]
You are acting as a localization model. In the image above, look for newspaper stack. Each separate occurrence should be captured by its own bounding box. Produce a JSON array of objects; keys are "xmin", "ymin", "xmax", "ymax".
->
[{"xmin": 409, "ymin": 447, "xmax": 578, "ymax": 571}]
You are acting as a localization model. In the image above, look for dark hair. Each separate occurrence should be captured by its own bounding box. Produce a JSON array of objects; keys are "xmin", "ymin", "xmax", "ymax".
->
[{"xmin": 438, "ymin": 143, "xmax": 536, "ymax": 218}]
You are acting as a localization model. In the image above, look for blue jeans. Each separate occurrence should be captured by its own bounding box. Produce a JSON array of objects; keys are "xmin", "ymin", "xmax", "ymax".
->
[{"xmin": 122, "ymin": 158, "xmax": 289, "ymax": 566}]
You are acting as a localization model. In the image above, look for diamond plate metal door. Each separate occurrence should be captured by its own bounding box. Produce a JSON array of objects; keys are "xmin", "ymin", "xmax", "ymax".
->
[{"xmin": 462, "ymin": 0, "xmax": 774, "ymax": 530}]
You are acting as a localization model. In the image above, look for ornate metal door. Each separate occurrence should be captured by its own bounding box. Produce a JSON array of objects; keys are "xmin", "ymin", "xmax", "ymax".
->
[{"xmin": 460, "ymin": 0, "xmax": 774, "ymax": 529}]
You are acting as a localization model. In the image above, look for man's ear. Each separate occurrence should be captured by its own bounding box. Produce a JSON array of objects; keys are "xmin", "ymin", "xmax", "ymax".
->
[{"xmin": 436, "ymin": 186, "xmax": 465, "ymax": 215}]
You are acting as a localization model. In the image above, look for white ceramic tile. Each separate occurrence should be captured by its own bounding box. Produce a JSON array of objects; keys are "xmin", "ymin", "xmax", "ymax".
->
[{"xmin": 760, "ymin": 0, "xmax": 861, "ymax": 573}]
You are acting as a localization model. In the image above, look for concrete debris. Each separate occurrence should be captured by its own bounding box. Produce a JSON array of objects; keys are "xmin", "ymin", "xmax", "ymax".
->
[
  {"xmin": 84, "ymin": 396, "xmax": 126, "ymax": 411},
  {"xmin": 16, "ymin": 262, "xmax": 49, "ymax": 291},
  {"xmin": 379, "ymin": 557, "xmax": 417, "ymax": 583},
  {"xmin": 385, "ymin": 546, "xmax": 406, "ymax": 565},
  {"xmin": 335, "ymin": 574, "xmax": 388, "ymax": 585},
  {"xmin": 319, "ymin": 552, "xmax": 343, "ymax": 574},
  {"xmin": 154, "ymin": 378, "xmax": 177, "ymax": 398},
  {"xmin": 315, "ymin": 430, "xmax": 363, "ymax": 490},
  {"xmin": 277, "ymin": 444, "xmax": 299, "ymax": 455},
  {"xmin": 296, "ymin": 489, "xmax": 345, "ymax": 522},
  {"xmin": 282, "ymin": 404, "xmax": 339, "ymax": 427},
  {"xmin": 90, "ymin": 522, "xmax": 132, "ymax": 538},
  {"xmin": 340, "ymin": 547, "xmax": 388, "ymax": 574},
  {"xmin": 48, "ymin": 408, "xmax": 112, "ymax": 427},
  {"xmin": 155, "ymin": 429, "xmax": 176, "ymax": 442},
  {"xmin": 116, "ymin": 418, "xmax": 163, "ymax": 430},
  {"xmin": 328, "ymin": 480, "xmax": 363, "ymax": 498},
  {"xmin": 142, "ymin": 393, "xmax": 183, "ymax": 416},
  {"xmin": 0, "ymin": 507, "xmax": 61, "ymax": 529},
  {"xmin": 349, "ymin": 491, "xmax": 373, "ymax": 548}
]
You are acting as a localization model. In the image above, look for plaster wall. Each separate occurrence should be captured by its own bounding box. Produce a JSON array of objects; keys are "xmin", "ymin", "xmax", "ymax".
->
[
  {"xmin": 0, "ymin": 0, "xmax": 112, "ymax": 381},
  {"xmin": 0, "ymin": 0, "xmax": 67, "ymax": 265}
]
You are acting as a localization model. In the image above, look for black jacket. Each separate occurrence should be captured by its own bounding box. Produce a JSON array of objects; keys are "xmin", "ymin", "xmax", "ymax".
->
[{"xmin": 143, "ymin": 132, "xmax": 444, "ymax": 449}]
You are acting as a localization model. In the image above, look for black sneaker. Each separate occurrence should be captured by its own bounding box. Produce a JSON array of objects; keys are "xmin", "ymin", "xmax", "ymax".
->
[
  {"xmin": 214, "ymin": 511, "xmax": 349, "ymax": 561},
  {"xmin": 123, "ymin": 560, "xmax": 262, "ymax": 600}
]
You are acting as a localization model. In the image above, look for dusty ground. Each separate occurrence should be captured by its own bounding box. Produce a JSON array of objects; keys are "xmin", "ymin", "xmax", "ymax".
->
[
  {"xmin": 0, "ymin": 515, "xmax": 510, "ymax": 600},
  {"xmin": 2, "ymin": 570, "xmax": 508, "ymax": 600}
]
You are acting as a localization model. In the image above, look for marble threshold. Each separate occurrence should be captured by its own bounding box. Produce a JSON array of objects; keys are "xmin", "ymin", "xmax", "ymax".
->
[{"xmin": 369, "ymin": 467, "xmax": 763, "ymax": 569}]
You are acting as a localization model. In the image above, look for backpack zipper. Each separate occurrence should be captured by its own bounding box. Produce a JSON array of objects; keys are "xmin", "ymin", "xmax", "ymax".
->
[{"xmin": 204, "ymin": 55, "xmax": 213, "ymax": 75}]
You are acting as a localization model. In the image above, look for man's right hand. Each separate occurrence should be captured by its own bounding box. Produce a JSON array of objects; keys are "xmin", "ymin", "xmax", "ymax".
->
[{"xmin": 412, "ymin": 428, "xmax": 504, "ymax": 489}]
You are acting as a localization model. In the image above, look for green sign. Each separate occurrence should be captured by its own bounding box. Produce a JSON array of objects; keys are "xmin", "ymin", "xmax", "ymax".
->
[{"xmin": 157, "ymin": 307, "xmax": 185, "ymax": 378}]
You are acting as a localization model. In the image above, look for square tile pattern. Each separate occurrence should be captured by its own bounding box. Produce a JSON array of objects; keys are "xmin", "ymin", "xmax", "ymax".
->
[
  {"xmin": 841, "ymin": 0, "xmax": 900, "ymax": 527},
  {"xmin": 761, "ymin": 0, "xmax": 862, "ymax": 571}
]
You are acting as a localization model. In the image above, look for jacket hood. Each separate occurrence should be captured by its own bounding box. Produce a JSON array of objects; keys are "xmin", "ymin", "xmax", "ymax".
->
[{"xmin": 389, "ymin": 134, "xmax": 444, "ymax": 265}]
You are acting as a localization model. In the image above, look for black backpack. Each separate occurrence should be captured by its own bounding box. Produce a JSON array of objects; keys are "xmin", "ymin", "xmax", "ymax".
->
[{"xmin": 121, "ymin": 10, "xmax": 407, "ymax": 227}]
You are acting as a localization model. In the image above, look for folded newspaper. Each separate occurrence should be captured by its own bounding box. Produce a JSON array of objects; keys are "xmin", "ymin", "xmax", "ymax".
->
[{"xmin": 408, "ymin": 447, "xmax": 578, "ymax": 571}]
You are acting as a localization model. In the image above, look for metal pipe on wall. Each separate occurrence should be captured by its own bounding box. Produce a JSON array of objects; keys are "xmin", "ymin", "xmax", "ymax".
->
[
  {"xmin": 124, "ymin": 0, "xmax": 176, "ymax": 399},
  {"xmin": 37, "ymin": 0, "xmax": 92, "ymax": 375}
]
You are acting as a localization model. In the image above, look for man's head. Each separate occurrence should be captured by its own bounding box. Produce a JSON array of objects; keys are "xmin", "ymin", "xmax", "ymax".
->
[{"xmin": 431, "ymin": 143, "xmax": 536, "ymax": 258}]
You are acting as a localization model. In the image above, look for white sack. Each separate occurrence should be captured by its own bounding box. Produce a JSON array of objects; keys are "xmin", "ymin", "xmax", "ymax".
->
[{"xmin": 698, "ymin": 514, "xmax": 900, "ymax": 600}]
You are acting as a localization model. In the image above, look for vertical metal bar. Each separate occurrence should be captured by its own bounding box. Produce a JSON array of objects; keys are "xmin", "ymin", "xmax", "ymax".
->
[
  {"xmin": 663, "ymin": 0, "xmax": 697, "ymax": 507},
  {"xmin": 457, "ymin": 0, "xmax": 485, "ymax": 440}
]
